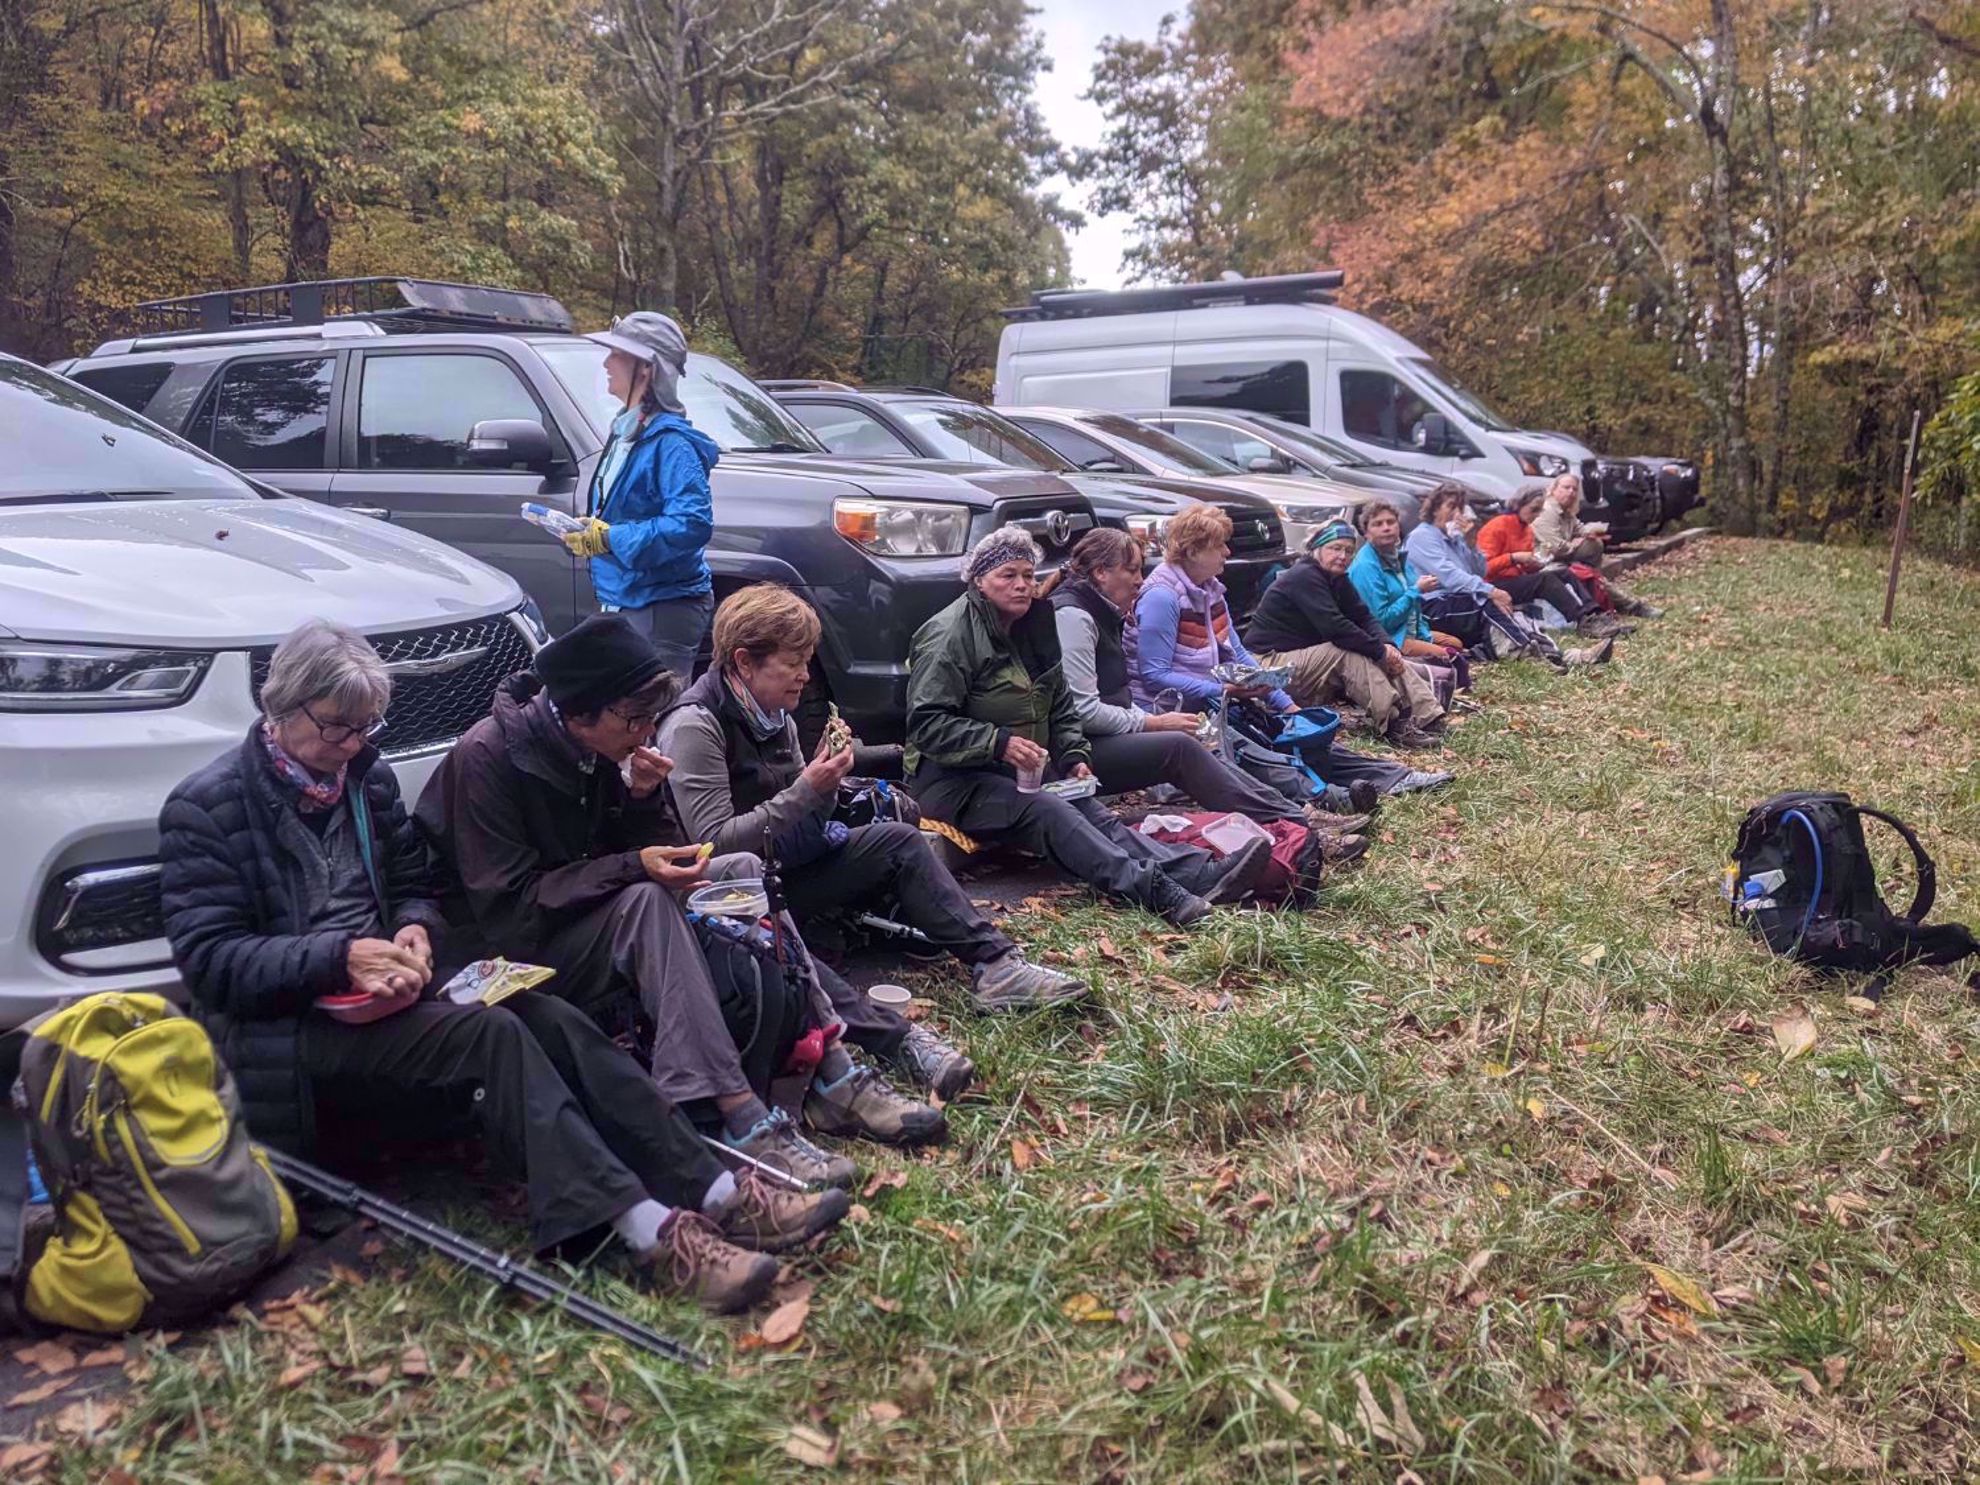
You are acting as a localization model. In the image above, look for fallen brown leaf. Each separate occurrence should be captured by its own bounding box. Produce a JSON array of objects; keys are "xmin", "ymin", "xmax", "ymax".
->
[
  {"xmin": 0, "ymin": 1442, "xmax": 56, "ymax": 1477},
  {"xmin": 6, "ymin": 1374, "xmax": 74, "ymax": 1406},
  {"xmin": 1640, "ymin": 1262, "xmax": 1719, "ymax": 1317},
  {"xmin": 760, "ymin": 1295, "xmax": 811, "ymax": 1347},
  {"xmin": 48, "ymin": 1394, "xmax": 123, "ymax": 1442},
  {"xmin": 861, "ymin": 1169, "xmax": 907, "ymax": 1200},
  {"xmin": 279, "ymin": 1360, "xmax": 325, "ymax": 1389},
  {"xmin": 14, "ymin": 1339, "xmax": 77, "ymax": 1376},
  {"xmin": 781, "ymin": 1423, "xmax": 839, "ymax": 1468},
  {"xmin": 866, "ymin": 1400, "xmax": 904, "ymax": 1424},
  {"xmin": 399, "ymin": 1346, "xmax": 431, "ymax": 1378},
  {"xmin": 1771, "ymin": 1004, "xmax": 1817, "ymax": 1062}
]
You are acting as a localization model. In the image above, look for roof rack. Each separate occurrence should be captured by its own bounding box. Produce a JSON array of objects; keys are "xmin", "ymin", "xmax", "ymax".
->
[
  {"xmin": 123, "ymin": 277, "xmax": 575, "ymax": 338},
  {"xmin": 758, "ymin": 378, "xmax": 858, "ymax": 392},
  {"xmin": 865, "ymin": 385, "xmax": 953, "ymax": 397},
  {"xmin": 1002, "ymin": 270, "xmax": 1344, "ymax": 322}
]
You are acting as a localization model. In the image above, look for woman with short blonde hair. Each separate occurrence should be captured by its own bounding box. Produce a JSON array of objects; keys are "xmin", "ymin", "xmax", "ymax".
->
[{"xmin": 1135, "ymin": 504, "xmax": 1294, "ymax": 715}]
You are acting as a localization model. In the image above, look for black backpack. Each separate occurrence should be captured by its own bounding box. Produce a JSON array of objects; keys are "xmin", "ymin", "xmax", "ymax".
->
[{"xmin": 1729, "ymin": 791, "xmax": 1979, "ymax": 993}]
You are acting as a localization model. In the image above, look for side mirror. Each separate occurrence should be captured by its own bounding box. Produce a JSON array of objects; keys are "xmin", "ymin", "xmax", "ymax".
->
[
  {"xmin": 1247, "ymin": 454, "xmax": 1293, "ymax": 475},
  {"xmin": 1412, "ymin": 412, "xmax": 1452, "ymax": 455},
  {"xmin": 467, "ymin": 419, "xmax": 555, "ymax": 472},
  {"xmin": 1080, "ymin": 457, "xmax": 1128, "ymax": 474}
]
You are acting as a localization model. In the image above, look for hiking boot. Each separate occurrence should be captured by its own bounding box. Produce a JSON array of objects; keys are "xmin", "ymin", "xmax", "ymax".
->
[
  {"xmin": 639, "ymin": 1211, "xmax": 777, "ymax": 1314},
  {"xmin": 893, "ymin": 1021, "xmax": 978, "ymax": 1098},
  {"xmin": 1201, "ymin": 837, "xmax": 1271, "ymax": 906},
  {"xmin": 725, "ymin": 1107, "xmax": 858, "ymax": 1190},
  {"xmin": 1319, "ymin": 832, "xmax": 1370, "ymax": 867},
  {"xmin": 717, "ymin": 1169, "xmax": 851, "ymax": 1253},
  {"xmin": 1152, "ymin": 875, "xmax": 1213, "ymax": 928},
  {"xmin": 1393, "ymin": 769, "xmax": 1454, "ymax": 794},
  {"xmin": 971, "ymin": 950, "xmax": 1089, "ymax": 1014},
  {"xmin": 1313, "ymin": 781, "xmax": 1380, "ymax": 817},
  {"xmin": 804, "ymin": 1063, "xmax": 947, "ymax": 1147},
  {"xmin": 1386, "ymin": 723, "xmax": 1443, "ymax": 751},
  {"xmin": 1345, "ymin": 779, "xmax": 1382, "ymax": 815},
  {"xmin": 1563, "ymin": 636, "xmax": 1615, "ymax": 667},
  {"xmin": 1304, "ymin": 806, "xmax": 1372, "ymax": 835},
  {"xmin": 1577, "ymin": 613, "xmax": 1633, "ymax": 639}
]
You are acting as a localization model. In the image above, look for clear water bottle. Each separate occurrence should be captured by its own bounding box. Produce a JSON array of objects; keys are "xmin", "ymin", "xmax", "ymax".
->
[{"xmin": 520, "ymin": 502, "xmax": 584, "ymax": 537}]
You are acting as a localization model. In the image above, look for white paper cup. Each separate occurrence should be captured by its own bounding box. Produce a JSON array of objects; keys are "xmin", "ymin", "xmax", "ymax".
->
[{"xmin": 866, "ymin": 983, "xmax": 913, "ymax": 1008}]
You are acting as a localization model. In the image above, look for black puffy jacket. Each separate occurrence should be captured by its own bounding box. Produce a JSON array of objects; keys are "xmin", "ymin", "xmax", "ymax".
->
[{"xmin": 157, "ymin": 727, "xmax": 446, "ymax": 1151}]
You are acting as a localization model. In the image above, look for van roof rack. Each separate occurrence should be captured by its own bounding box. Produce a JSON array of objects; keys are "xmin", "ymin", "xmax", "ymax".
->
[
  {"xmin": 1002, "ymin": 270, "xmax": 1344, "ymax": 322},
  {"xmin": 124, "ymin": 277, "xmax": 575, "ymax": 338}
]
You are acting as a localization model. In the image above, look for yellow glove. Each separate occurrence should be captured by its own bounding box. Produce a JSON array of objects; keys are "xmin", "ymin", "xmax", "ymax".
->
[{"xmin": 561, "ymin": 518, "xmax": 612, "ymax": 558}]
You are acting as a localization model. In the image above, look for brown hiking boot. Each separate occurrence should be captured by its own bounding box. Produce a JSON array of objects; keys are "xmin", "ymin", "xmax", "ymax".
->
[
  {"xmin": 1319, "ymin": 832, "xmax": 1370, "ymax": 867},
  {"xmin": 639, "ymin": 1211, "xmax": 777, "ymax": 1314},
  {"xmin": 805, "ymin": 1063, "xmax": 947, "ymax": 1146},
  {"xmin": 718, "ymin": 1169, "xmax": 851, "ymax": 1253}
]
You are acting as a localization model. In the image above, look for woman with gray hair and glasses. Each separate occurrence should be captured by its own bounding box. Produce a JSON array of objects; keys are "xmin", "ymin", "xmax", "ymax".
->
[{"xmin": 157, "ymin": 618, "xmax": 846, "ymax": 1315}]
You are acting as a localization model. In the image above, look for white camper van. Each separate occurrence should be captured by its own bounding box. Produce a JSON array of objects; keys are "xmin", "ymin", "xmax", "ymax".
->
[{"xmin": 993, "ymin": 273, "xmax": 1692, "ymax": 532}]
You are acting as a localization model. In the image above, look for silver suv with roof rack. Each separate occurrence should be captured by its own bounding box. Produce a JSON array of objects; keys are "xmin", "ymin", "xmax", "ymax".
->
[{"xmin": 56, "ymin": 276, "xmax": 1100, "ymax": 747}]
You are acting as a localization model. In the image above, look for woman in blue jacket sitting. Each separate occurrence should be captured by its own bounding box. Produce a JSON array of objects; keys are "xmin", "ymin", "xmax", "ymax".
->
[
  {"xmin": 1347, "ymin": 500, "xmax": 1470, "ymax": 697},
  {"xmin": 562, "ymin": 312, "xmax": 719, "ymax": 680}
]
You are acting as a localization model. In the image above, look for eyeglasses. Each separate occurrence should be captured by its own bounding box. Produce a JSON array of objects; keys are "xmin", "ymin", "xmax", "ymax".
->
[
  {"xmin": 301, "ymin": 702, "xmax": 388, "ymax": 745},
  {"xmin": 606, "ymin": 704, "xmax": 660, "ymax": 731}
]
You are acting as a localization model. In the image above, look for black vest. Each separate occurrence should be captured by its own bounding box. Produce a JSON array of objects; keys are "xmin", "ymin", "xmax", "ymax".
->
[
  {"xmin": 672, "ymin": 666, "xmax": 802, "ymax": 815},
  {"xmin": 1050, "ymin": 579, "xmax": 1131, "ymax": 708}
]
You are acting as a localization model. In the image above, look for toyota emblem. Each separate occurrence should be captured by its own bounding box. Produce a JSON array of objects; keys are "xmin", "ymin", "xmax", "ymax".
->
[{"xmin": 1045, "ymin": 510, "xmax": 1073, "ymax": 545}]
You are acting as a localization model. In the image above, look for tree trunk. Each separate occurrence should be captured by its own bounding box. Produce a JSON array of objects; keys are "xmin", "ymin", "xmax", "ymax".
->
[
  {"xmin": 200, "ymin": 0, "xmax": 253, "ymax": 277},
  {"xmin": 264, "ymin": 0, "xmax": 330, "ymax": 279},
  {"xmin": 1699, "ymin": 0, "xmax": 1753, "ymax": 526}
]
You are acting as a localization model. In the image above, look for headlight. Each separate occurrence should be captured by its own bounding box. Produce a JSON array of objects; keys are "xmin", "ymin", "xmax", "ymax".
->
[
  {"xmin": 1512, "ymin": 449, "xmax": 1570, "ymax": 478},
  {"xmin": 511, "ymin": 598, "xmax": 551, "ymax": 648},
  {"xmin": 832, "ymin": 499, "xmax": 971, "ymax": 557},
  {"xmin": 0, "ymin": 642, "xmax": 213, "ymax": 712},
  {"xmin": 1123, "ymin": 513, "xmax": 1171, "ymax": 546}
]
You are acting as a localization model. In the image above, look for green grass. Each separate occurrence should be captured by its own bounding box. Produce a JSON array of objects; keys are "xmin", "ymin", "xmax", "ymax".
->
[{"xmin": 13, "ymin": 538, "xmax": 1980, "ymax": 1481}]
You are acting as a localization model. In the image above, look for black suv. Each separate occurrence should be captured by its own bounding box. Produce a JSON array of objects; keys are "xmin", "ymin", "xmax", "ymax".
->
[
  {"xmin": 54, "ymin": 278, "xmax": 1099, "ymax": 744},
  {"xmin": 764, "ymin": 383, "xmax": 1287, "ymax": 617}
]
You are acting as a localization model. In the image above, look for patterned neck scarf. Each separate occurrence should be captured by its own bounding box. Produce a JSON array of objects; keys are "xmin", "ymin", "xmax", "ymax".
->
[
  {"xmin": 260, "ymin": 722, "xmax": 348, "ymax": 813},
  {"xmin": 725, "ymin": 670, "xmax": 788, "ymax": 743}
]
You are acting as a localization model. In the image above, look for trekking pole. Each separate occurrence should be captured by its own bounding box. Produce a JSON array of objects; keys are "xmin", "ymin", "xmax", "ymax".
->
[
  {"xmin": 697, "ymin": 1133, "xmax": 810, "ymax": 1191},
  {"xmin": 263, "ymin": 1148, "xmax": 706, "ymax": 1370}
]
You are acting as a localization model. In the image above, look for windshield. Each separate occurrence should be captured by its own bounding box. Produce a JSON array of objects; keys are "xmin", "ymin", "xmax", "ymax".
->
[
  {"xmin": 1, "ymin": 360, "xmax": 260, "ymax": 504},
  {"xmin": 538, "ymin": 342, "xmax": 824, "ymax": 453},
  {"xmin": 1253, "ymin": 416, "xmax": 1378, "ymax": 468},
  {"xmin": 894, "ymin": 402, "xmax": 1069, "ymax": 471},
  {"xmin": 1404, "ymin": 356, "xmax": 1515, "ymax": 434},
  {"xmin": 1081, "ymin": 413, "xmax": 1234, "ymax": 475}
]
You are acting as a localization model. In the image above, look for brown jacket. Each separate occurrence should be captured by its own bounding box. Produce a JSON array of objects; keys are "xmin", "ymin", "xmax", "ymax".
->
[{"xmin": 415, "ymin": 674, "xmax": 682, "ymax": 956}]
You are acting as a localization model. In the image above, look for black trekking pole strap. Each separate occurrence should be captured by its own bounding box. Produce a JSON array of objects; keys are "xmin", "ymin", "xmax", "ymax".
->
[
  {"xmin": 262, "ymin": 1148, "xmax": 706, "ymax": 1370},
  {"xmin": 1853, "ymin": 806, "xmax": 1937, "ymax": 923}
]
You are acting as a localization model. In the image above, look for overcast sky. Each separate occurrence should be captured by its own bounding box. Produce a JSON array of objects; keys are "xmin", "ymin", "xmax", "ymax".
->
[{"xmin": 1029, "ymin": 0, "xmax": 1169, "ymax": 290}]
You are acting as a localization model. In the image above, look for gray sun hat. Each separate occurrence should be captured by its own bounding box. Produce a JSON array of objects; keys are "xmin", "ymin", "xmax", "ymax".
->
[{"xmin": 585, "ymin": 311, "xmax": 688, "ymax": 415}]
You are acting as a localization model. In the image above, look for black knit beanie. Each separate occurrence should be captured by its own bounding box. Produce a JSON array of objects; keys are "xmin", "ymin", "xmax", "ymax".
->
[{"xmin": 533, "ymin": 613, "xmax": 669, "ymax": 715}]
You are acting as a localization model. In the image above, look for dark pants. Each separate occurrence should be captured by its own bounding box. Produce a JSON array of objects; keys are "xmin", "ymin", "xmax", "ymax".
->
[
  {"xmin": 1089, "ymin": 730, "xmax": 1302, "ymax": 822},
  {"xmin": 539, "ymin": 874, "xmax": 772, "ymax": 1107},
  {"xmin": 1499, "ymin": 569, "xmax": 1590, "ymax": 622},
  {"xmin": 785, "ymin": 821, "xmax": 1015, "ymax": 970},
  {"xmin": 617, "ymin": 591, "xmax": 715, "ymax": 683},
  {"xmin": 1422, "ymin": 592, "xmax": 1490, "ymax": 648},
  {"xmin": 911, "ymin": 763, "xmax": 1210, "ymax": 913},
  {"xmin": 302, "ymin": 992, "xmax": 721, "ymax": 1253},
  {"xmin": 1323, "ymin": 743, "xmax": 1416, "ymax": 794}
]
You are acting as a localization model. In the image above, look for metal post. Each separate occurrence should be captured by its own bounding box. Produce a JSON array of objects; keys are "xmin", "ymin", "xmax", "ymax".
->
[{"xmin": 1881, "ymin": 410, "xmax": 1924, "ymax": 630}]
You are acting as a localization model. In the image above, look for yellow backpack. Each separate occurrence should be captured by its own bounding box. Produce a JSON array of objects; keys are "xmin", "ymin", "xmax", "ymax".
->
[{"xmin": 2, "ymin": 994, "xmax": 296, "ymax": 1333}]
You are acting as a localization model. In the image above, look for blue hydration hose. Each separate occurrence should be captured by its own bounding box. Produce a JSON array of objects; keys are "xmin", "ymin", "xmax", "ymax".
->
[{"xmin": 1783, "ymin": 808, "xmax": 1825, "ymax": 947}]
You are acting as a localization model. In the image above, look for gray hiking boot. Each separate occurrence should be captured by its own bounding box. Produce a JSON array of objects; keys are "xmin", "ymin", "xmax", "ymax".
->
[
  {"xmin": 1387, "ymin": 723, "xmax": 1443, "ymax": 751},
  {"xmin": 892, "ymin": 1022, "xmax": 978, "ymax": 1099},
  {"xmin": 971, "ymin": 951, "xmax": 1088, "ymax": 1013},
  {"xmin": 725, "ymin": 1107, "xmax": 858, "ymax": 1190},
  {"xmin": 1319, "ymin": 832, "xmax": 1370, "ymax": 867},
  {"xmin": 1563, "ymin": 636, "xmax": 1615, "ymax": 667},
  {"xmin": 1152, "ymin": 875, "xmax": 1213, "ymax": 928},
  {"xmin": 717, "ymin": 1169, "xmax": 850, "ymax": 1253},
  {"xmin": 1201, "ymin": 837, "xmax": 1272, "ymax": 906},
  {"xmin": 804, "ymin": 1063, "xmax": 947, "ymax": 1147},
  {"xmin": 1393, "ymin": 769, "xmax": 1454, "ymax": 794}
]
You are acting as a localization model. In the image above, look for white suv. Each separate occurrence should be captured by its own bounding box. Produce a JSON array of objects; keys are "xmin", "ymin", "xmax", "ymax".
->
[{"xmin": 1, "ymin": 355, "xmax": 538, "ymax": 1027}]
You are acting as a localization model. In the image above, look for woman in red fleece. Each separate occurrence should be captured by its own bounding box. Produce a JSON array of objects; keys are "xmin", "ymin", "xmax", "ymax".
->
[{"xmin": 1477, "ymin": 490, "xmax": 1603, "ymax": 631}]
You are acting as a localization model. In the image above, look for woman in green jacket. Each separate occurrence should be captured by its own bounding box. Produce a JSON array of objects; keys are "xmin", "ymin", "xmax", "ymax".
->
[{"xmin": 904, "ymin": 529, "xmax": 1267, "ymax": 927}]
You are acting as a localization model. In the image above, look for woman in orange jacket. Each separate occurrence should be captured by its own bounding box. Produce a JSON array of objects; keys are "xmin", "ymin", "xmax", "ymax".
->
[{"xmin": 1476, "ymin": 490, "xmax": 1605, "ymax": 632}]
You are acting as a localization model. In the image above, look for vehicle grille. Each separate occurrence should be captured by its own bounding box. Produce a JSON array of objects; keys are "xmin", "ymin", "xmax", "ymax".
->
[
  {"xmin": 250, "ymin": 612, "xmax": 531, "ymax": 758},
  {"xmin": 996, "ymin": 498, "xmax": 1097, "ymax": 558},
  {"xmin": 1221, "ymin": 505, "xmax": 1284, "ymax": 555}
]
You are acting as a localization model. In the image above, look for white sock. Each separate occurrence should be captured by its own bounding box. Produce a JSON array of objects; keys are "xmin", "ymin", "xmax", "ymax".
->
[
  {"xmin": 700, "ymin": 1170, "xmax": 738, "ymax": 1218},
  {"xmin": 611, "ymin": 1198, "xmax": 672, "ymax": 1255}
]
